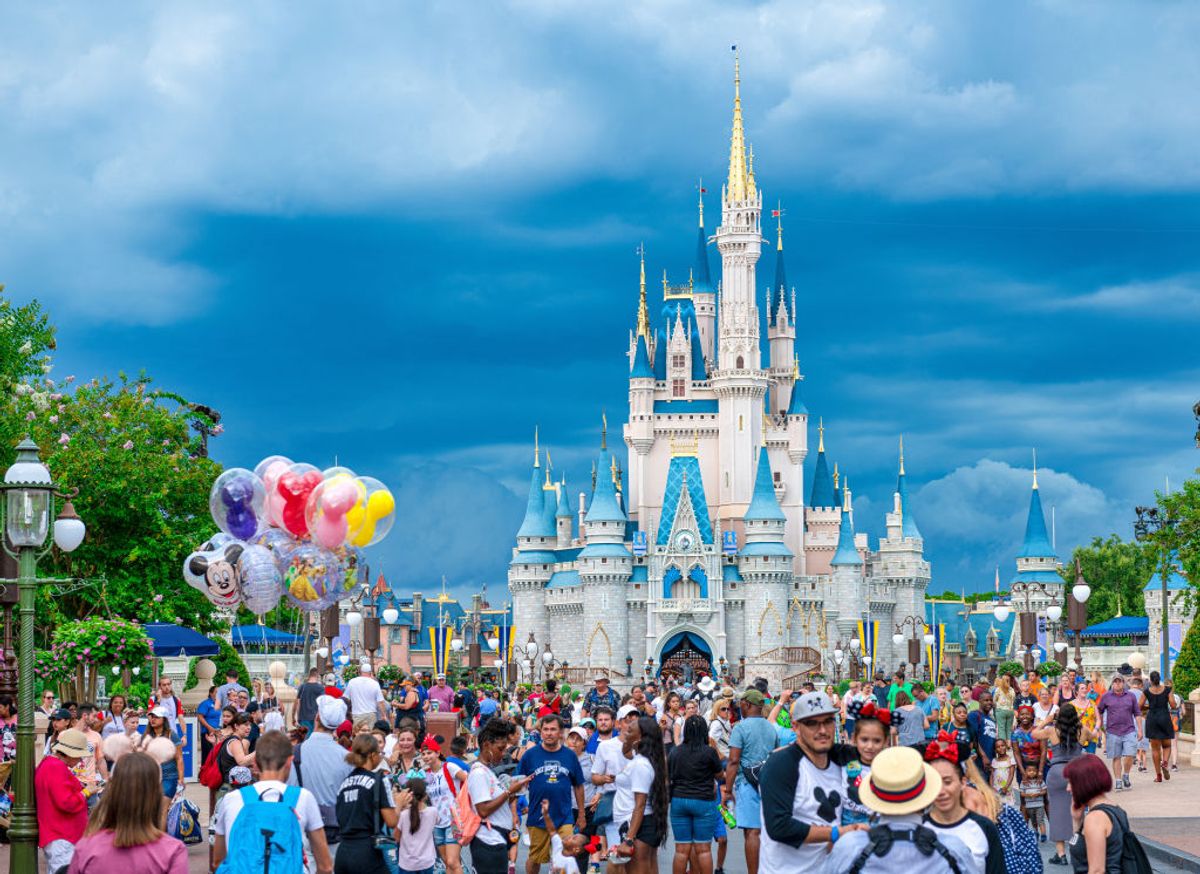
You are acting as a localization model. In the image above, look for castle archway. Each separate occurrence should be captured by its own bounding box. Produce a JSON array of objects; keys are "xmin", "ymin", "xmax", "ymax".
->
[{"xmin": 655, "ymin": 627, "xmax": 715, "ymax": 683}]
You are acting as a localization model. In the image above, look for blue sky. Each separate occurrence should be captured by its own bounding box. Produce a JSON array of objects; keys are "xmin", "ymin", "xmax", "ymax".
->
[{"xmin": 2, "ymin": 1, "xmax": 1198, "ymax": 598}]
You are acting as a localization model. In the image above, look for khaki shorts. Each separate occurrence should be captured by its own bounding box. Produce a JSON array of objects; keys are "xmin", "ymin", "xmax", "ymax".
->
[{"xmin": 527, "ymin": 824, "xmax": 574, "ymax": 864}]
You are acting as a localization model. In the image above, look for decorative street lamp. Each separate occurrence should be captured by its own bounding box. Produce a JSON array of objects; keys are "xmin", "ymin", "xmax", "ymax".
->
[
  {"xmin": 1066, "ymin": 559, "xmax": 1091, "ymax": 672},
  {"xmin": 894, "ymin": 616, "xmax": 926, "ymax": 677},
  {"xmin": 832, "ymin": 644, "xmax": 845, "ymax": 682},
  {"xmin": 1134, "ymin": 505, "xmax": 1178, "ymax": 682},
  {"xmin": 382, "ymin": 607, "xmax": 399, "ymax": 625},
  {"xmin": 994, "ymin": 580, "xmax": 1060, "ymax": 673},
  {"xmin": 2, "ymin": 438, "xmax": 86, "ymax": 871}
]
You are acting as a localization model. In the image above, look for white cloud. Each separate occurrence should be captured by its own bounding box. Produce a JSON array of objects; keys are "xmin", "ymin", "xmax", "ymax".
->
[
  {"xmin": 916, "ymin": 459, "xmax": 1125, "ymax": 587},
  {"xmin": 1038, "ymin": 276, "xmax": 1200, "ymax": 317}
]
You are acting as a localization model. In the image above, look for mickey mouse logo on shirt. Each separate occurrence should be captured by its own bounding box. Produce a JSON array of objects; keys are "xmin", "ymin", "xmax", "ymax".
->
[{"xmin": 813, "ymin": 787, "xmax": 841, "ymax": 822}]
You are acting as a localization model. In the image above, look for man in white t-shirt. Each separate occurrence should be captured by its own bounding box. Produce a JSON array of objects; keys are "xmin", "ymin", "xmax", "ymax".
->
[
  {"xmin": 759, "ymin": 692, "xmax": 866, "ymax": 872},
  {"xmin": 212, "ymin": 730, "xmax": 333, "ymax": 874},
  {"xmin": 343, "ymin": 662, "xmax": 387, "ymax": 722}
]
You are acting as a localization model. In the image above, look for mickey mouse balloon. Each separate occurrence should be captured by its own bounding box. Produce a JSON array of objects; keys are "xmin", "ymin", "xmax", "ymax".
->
[
  {"xmin": 209, "ymin": 468, "xmax": 267, "ymax": 541},
  {"xmin": 183, "ymin": 541, "xmax": 246, "ymax": 609},
  {"xmin": 345, "ymin": 476, "xmax": 396, "ymax": 547}
]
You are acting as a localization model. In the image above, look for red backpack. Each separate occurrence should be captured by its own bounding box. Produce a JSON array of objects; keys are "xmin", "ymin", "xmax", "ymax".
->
[{"xmin": 198, "ymin": 737, "xmax": 227, "ymax": 790}]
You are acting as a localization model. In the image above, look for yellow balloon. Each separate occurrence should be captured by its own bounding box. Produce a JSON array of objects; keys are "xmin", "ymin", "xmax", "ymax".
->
[{"xmin": 368, "ymin": 490, "xmax": 396, "ymax": 517}]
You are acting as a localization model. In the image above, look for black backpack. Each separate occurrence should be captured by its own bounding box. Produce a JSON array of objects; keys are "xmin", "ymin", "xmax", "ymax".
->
[
  {"xmin": 1093, "ymin": 804, "xmax": 1152, "ymax": 874},
  {"xmin": 848, "ymin": 824, "xmax": 964, "ymax": 874}
]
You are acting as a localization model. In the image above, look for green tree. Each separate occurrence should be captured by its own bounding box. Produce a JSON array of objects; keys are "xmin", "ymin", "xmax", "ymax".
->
[
  {"xmin": 1172, "ymin": 611, "xmax": 1200, "ymax": 695},
  {"xmin": 1060, "ymin": 535, "xmax": 1155, "ymax": 625},
  {"xmin": 1158, "ymin": 477, "xmax": 1200, "ymax": 599},
  {"xmin": 2, "ymin": 287, "xmax": 225, "ymax": 639}
]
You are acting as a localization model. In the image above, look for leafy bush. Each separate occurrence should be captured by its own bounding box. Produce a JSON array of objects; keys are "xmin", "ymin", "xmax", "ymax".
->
[
  {"xmin": 997, "ymin": 661, "xmax": 1026, "ymax": 679},
  {"xmin": 342, "ymin": 663, "xmax": 360, "ymax": 682},
  {"xmin": 1036, "ymin": 661, "xmax": 1064, "ymax": 678},
  {"xmin": 377, "ymin": 665, "xmax": 403, "ymax": 687},
  {"xmin": 1171, "ymin": 613, "xmax": 1200, "ymax": 696}
]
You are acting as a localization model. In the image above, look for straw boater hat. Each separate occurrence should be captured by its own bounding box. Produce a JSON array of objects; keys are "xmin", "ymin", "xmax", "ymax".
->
[
  {"xmin": 858, "ymin": 746, "xmax": 942, "ymax": 816},
  {"xmin": 52, "ymin": 729, "xmax": 90, "ymax": 759}
]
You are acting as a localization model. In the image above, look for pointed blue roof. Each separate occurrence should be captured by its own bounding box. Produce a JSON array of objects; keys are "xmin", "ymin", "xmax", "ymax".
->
[
  {"xmin": 631, "ymin": 334, "xmax": 653, "ymax": 378},
  {"xmin": 656, "ymin": 454, "xmax": 714, "ymax": 546},
  {"xmin": 745, "ymin": 448, "xmax": 786, "ymax": 522},
  {"xmin": 809, "ymin": 447, "xmax": 835, "ymax": 509},
  {"xmin": 787, "ymin": 375, "xmax": 807, "ymax": 415},
  {"xmin": 1144, "ymin": 555, "xmax": 1188, "ymax": 591},
  {"xmin": 540, "ymin": 477, "xmax": 558, "ymax": 533},
  {"xmin": 1018, "ymin": 481, "xmax": 1055, "ymax": 559},
  {"xmin": 694, "ymin": 223, "xmax": 712, "ymax": 293},
  {"xmin": 831, "ymin": 505, "xmax": 862, "ymax": 566},
  {"xmin": 690, "ymin": 329, "xmax": 706, "ymax": 380},
  {"xmin": 897, "ymin": 469, "xmax": 921, "ymax": 540},
  {"xmin": 769, "ymin": 242, "xmax": 788, "ymax": 327},
  {"xmin": 652, "ymin": 328, "xmax": 666, "ymax": 380},
  {"xmin": 556, "ymin": 483, "xmax": 572, "ymax": 518},
  {"xmin": 516, "ymin": 458, "xmax": 548, "ymax": 538},
  {"xmin": 585, "ymin": 447, "xmax": 626, "ymax": 523}
]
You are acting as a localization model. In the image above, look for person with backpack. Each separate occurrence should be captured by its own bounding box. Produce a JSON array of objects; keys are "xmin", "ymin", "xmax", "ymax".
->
[
  {"xmin": 1062, "ymin": 753, "xmax": 1151, "ymax": 874},
  {"xmin": 821, "ymin": 745, "xmax": 976, "ymax": 874},
  {"xmin": 334, "ymin": 734, "xmax": 404, "ymax": 874},
  {"xmin": 212, "ymin": 729, "xmax": 333, "ymax": 874},
  {"xmin": 723, "ymin": 688, "xmax": 777, "ymax": 874}
]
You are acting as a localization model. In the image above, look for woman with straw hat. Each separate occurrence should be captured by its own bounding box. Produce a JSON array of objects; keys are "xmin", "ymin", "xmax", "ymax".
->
[{"xmin": 821, "ymin": 746, "xmax": 976, "ymax": 873}]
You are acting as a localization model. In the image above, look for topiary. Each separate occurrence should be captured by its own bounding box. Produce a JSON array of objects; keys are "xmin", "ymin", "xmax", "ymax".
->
[
  {"xmin": 185, "ymin": 637, "xmax": 250, "ymax": 692},
  {"xmin": 997, "ymin": 661, "xmax": 1026, "ymax": 679},
  {"xmin": 1171, "ymin": 613, "xmax": 1200, "ymax": 697},
  {"xmin": 1036, "ymin": 661, "xmax": 1064, "ymax": 678}
]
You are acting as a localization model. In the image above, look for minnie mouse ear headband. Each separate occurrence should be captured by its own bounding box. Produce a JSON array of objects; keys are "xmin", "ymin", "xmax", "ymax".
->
[
  {"xmin": 847, "ymin": 698, "xmax": 894, "ymax": 726},
  {"xmin": 917, "ymin": 731, "xmax": 972, "ymax": 771},
  {"xmin": 422, "ymin": 737, "xmax": 442, "ymax": 753},
  {"xmin": 1016, "ymin": 704, "xmax": 1035, "ymax": 715}
]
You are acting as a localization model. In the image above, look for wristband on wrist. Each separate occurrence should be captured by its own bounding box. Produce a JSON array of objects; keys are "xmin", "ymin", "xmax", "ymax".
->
[{"xmin": 831, "ymin": 825, "xmax": 840, "ymax": 843}]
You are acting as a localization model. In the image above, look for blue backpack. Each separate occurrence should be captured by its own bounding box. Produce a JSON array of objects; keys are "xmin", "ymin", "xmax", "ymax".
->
[{"xmin": 217, "ymin": 785, "xmax": 305, "ymax": 874}]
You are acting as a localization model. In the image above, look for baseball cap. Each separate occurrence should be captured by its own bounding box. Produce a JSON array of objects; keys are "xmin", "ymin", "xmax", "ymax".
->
[
  {"xmin": 567, "ymin": 727, "xmax": 589, "ymax": 742},
  {"xmin": 791, "ymin": 692, "xmax": 838, "ymax": 723},
  {"xmin": 436, "ymin": 673, "xmax": 446, "ymax": 680},
  {"xmin": 616, "ymin": 704, "xmax": 639, "ymax": 721},
  {"xmin": 740, "ymin": 689, "xmax": 765, "ymax": 706},
  {"xmin": 148, "ymin": 705, "xmax": 169, "ymax": 719},
  {"xmin": 50, "ymin": 708, "xmax": 72, "ymax": 722}
]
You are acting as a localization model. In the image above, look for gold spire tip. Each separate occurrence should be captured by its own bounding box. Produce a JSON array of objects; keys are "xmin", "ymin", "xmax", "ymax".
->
[
  {"xmin": 726, "ymin": 46, "xmax": 748, "ymax": 203},
  {"xmin": 792, "ymin": 354, "xmax": 800, "ymax": 379},
  {"xmin": 601, "ymin": 411, "xmax": 607, "ymax": 449},
  {"xmin": 635, "ymin": 243, "xmax": 649, "ymax": 340},
  {"xmin": 1032, "ymin": 448, "xmax": 1039, "ymax": 489},
  {"xmin": 818, "ymin": 417, "xmax": 825, "ymax": 453},
  {"xmin": 833, "ymin": 462, "xmax": 839, "ymax": 489}
]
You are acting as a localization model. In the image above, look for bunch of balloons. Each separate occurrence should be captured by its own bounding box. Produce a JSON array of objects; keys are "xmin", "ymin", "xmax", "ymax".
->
[{"xmin": 184, "ymin": 457, "xmax": 395, "ymax": 616}]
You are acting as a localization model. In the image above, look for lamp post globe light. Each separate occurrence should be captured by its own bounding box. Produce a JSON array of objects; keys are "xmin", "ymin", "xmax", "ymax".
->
[{"xmin": 2, "ymin": 438, "xmax": 86, "ymax": 872}]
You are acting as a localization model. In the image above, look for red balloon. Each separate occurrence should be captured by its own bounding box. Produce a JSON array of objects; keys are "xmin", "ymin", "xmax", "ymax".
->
[{"xmin": 278, "ymin": 471, "xmax": 322, "ymax": 538}]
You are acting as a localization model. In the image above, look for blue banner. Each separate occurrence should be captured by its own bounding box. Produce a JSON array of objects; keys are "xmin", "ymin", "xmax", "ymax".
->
[
  {"xmin": 722, "ymin": 530, "xmax": 738, "ymax": 555},
  {"xmin": 429, "ymin": 625, "xmax": 452, "ymax": 676},
  {"xmin": 926, "ymin": 624, "xmax": 946, "ymax": 684},
  {"xmin": 632, "ymin": 531, "xmax": 648, "ymax": 556}
]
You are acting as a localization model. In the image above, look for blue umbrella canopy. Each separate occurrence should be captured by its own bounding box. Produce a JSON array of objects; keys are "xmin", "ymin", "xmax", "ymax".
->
[{"xmin": 142, "ymin": 622, "xmax": 220, "ymax": 657}]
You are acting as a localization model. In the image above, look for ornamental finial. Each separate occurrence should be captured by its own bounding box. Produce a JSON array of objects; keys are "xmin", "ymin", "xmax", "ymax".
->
[
  {"xmin": 818, "ymin": 417, "xmax": 825, "ymax": 453},
  {"xmin": 725, "ymin": 45, "xmax": 749, "ymax": 204}
]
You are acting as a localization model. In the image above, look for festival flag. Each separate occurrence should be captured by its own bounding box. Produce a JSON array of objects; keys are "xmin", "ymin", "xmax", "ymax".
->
[
  {"xmin": 492, "ymin": 623, "xmax": 515, "ymax": 664},
  {"xmin": 428, "ymin": 625, "xmax": 453, "ymax": 676},
  {"xmin": 926, "ymin": 623, "xmax": 946, "ymax": 684},
  {"xmin": 856, "ymin": 619, "xmax": 879, "ymax": 666}
]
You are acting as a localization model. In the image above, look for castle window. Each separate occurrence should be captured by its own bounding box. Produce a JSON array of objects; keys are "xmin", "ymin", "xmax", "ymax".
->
[
  {"xmin": 773, "ymin": 471, "xmax": 781, "ymax": 484},
  {"xmin": 672, "ymin": 354, "xmax": 686, "ymax": 369},
  {"xmin": 736, "ymin": 355, "xmax": 744, "ymax": 369},
  {"xmin": 409, "ymin": 629, "xmax": 420, "ymax": 645},
  {"xmin": 672, "ymin": 379, "xmax": 686, "ymax": 397},
  {"xmin": 738, "ymin": 415, "xmax": 744, "ymax": 431}
]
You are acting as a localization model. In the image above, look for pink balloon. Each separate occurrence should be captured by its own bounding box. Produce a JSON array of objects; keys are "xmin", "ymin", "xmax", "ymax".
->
[
  {"xmin": 314, "ymin": 513, "xmax": 348, "ymax": 550},
  {"xmin": 322, "ymin": 480, "xmax": 359, "ymax": 516}
]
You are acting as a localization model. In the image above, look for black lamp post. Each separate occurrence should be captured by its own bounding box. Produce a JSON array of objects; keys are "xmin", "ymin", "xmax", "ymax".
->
[
  {"xmin": 1134, "ymin": 506, "xmax": 1178, "ymax": 682},
  {"xmin": 1, "ymin": 438, "xmax": 87, "ymax": 872}
]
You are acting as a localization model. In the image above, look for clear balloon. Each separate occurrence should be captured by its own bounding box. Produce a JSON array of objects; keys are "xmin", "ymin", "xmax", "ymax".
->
[
  {"xmin": 276, "ymin": 462, "xmax": 322, "ymax": 538},
  {"xmin": 209, "ymin": 468, "xmax": 267, "ymax": 541},
  {"xmin": 255, "ymin": 456, "xmax": 293, "ymax": 528},
  {"xmin": 322, "ymin": 465, "xmax": 357, "ymax": 480},
  {"xmin": 282, "ymin": 543, "xmax": 344, "ymax": 611},
  {"xmin": 238, "ymin": 543, "xmax": 283, "ymax": 616},
  {"xmin": 345, "ymin": 476, "xmax": 396, "ymax": 547},
  {"xmin": 183, "ymin": 541, "xmax": 246, "ymax": 609},
  {"xmin": 254, "ymin": 527, "xmax": 299, "ymax": 574},
  {"xmin": 335, "ymin": 546, "xmax": 369, "ymax": 599},
  {"xmin": 305, "ymin": 475, "xmax": 365, "ymax": 550}
]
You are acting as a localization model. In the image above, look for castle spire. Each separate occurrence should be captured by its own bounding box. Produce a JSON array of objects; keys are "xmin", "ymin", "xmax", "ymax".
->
[
  {"xmin": 808, "ymin": 420, "xmax": 835, "ymax": 509},
  {"xmin": 635, "ymin": 243, "xmax": 650, "ymax": 340},
  {"xmin": 534, "ymin": 426, "xmax": 540, "ymax": 467},
  {"xmin": 899, "ymin": 434, "xmax": 906, "ymax": 476},
  {"xmin": 1032, "ymin": 447, "xmax": 1039, "ymax": 489},
  {"xmin": 698, "ymin": 179, "xmax": 705, "ymax": 228},
  {"xmin": 818, "ymin": 417, "xmax": 825, "ymax": 453},
  {"xmin": 896, "ymin": 435, "xmax": 921, "ymax": 540},
  {"xmin": 601, "ymin": 411, "xmax": 607, "ymax": 450},
  {"xmin": 769, "ymin": 203, "xmax": 788, "ymax": 326},
  {"xmin": 832, "ymin": 473, "xmax": 862, "ymax": 566},
  {"xmin": 725, "ymin": 46, "xmax": 749, "ymax": 204}
]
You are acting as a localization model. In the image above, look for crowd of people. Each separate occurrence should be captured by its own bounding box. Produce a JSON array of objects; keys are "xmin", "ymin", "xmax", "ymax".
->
[{"xmin": 21, "ymin": 659, "xmax": 1176, "ymax": 874}]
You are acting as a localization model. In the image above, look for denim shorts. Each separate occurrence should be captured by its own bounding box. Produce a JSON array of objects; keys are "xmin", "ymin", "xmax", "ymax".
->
[
  {"xmin": 1107, "ymin": 731, "xmax": 1138, "ymax": 759},
  {"xmin": 734, "ymin": 781, "xmax": 761, "ymax": 830},
  {"xmin": 670, "ymin": 796, "xmax": 717, "ymax": 843},
  {"xmin": 433, "ymin": 825, "xmax": 455, "ymax": 847}
]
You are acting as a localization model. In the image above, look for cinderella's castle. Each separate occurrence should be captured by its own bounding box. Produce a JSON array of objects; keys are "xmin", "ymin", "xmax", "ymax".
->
[{"xmin": 507, "ymin": 56, "xmax": 930, "ymax": 686}]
